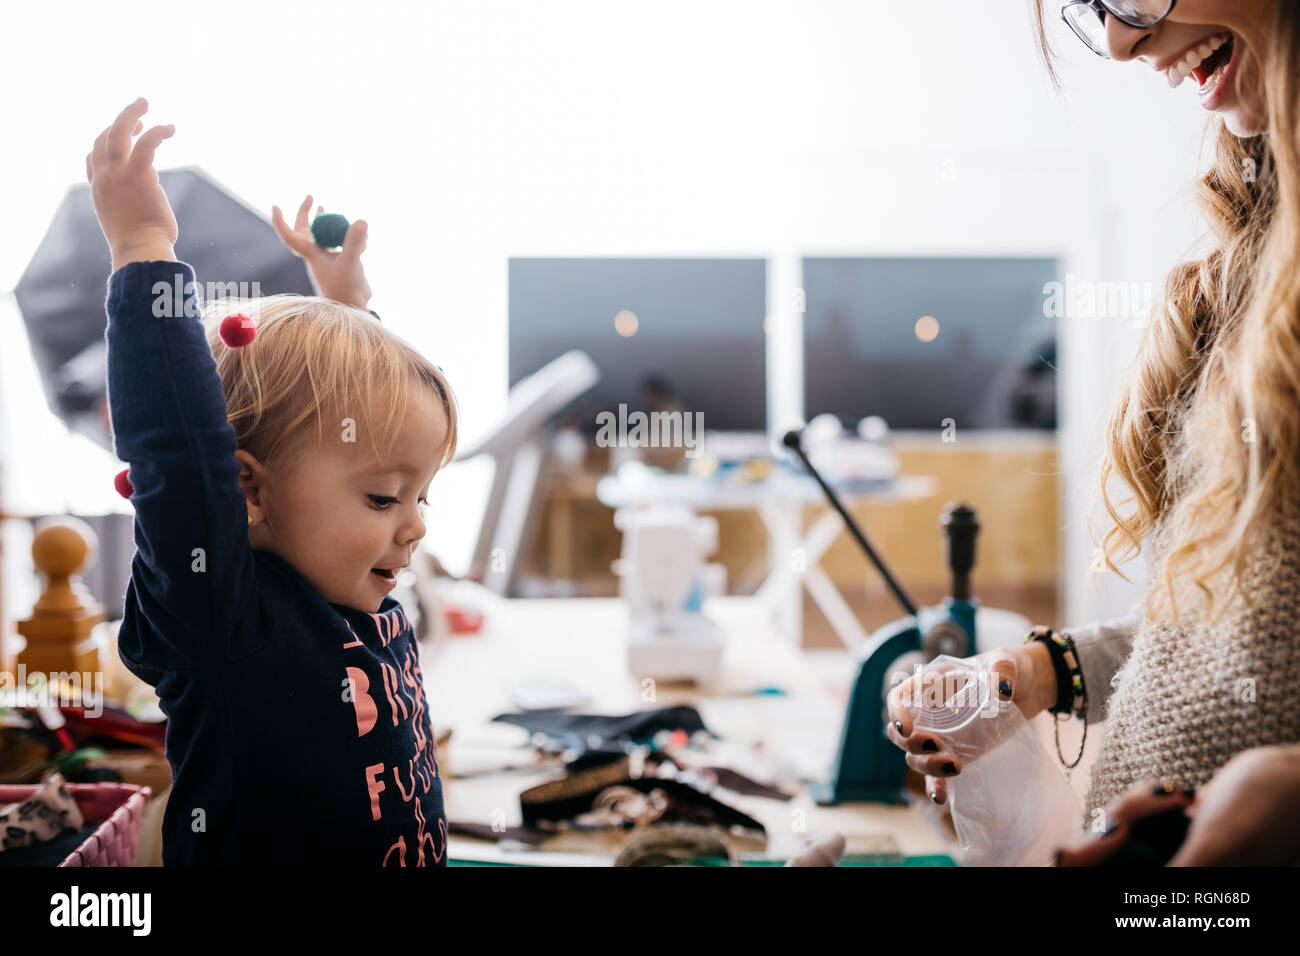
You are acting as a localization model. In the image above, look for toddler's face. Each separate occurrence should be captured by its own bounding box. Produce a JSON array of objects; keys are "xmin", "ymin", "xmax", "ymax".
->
[{"xmin": 235, "ymin": 385, "xmax": 450, "ymax": 612}]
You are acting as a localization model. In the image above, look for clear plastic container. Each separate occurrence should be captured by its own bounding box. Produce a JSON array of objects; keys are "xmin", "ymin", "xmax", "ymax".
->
[{"xmin": 902, "ymin": 655, "xmax": 1083, "ymax": 866}]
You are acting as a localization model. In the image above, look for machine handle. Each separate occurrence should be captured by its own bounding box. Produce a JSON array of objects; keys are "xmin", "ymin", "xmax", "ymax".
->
[
  {"xmin": 940, "ymin": 502, "xmax": 980, "ymax": 602},
  {"xmin": 782, "ymin": 429, "xmax": 918, "ymax": 618}
]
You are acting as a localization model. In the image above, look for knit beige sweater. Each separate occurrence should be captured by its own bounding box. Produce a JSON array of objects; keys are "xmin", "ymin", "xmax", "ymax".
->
[{"xmin": 1066, "ymin": 510, "xmax": 1300, "ymax": 825}]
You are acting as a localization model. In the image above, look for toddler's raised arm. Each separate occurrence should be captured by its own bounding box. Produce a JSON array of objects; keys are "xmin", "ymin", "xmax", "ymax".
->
[{"xmin": 90, "ymin": 100, "xmax": 253, "ymax": 670}]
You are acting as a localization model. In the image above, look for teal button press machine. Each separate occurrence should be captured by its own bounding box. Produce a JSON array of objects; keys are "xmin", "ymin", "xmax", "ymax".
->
[{"xmin": 780, "ymin": 429, "xmax": 982, "ymax": 806}]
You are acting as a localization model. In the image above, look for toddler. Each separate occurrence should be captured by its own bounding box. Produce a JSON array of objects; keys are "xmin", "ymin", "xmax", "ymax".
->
[{"xmin": 87, "ymin": 98, "xmax": 457, "ymax": 866}]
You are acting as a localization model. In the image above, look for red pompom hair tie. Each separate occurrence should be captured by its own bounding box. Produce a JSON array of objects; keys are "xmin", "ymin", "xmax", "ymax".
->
[
  {"xmin": 115, "ymin": 468, "xmax": 133, "ymax": 499},
  {"xmin": 219, "ymin": 312, "xmax": 257, "ymax": 347}
]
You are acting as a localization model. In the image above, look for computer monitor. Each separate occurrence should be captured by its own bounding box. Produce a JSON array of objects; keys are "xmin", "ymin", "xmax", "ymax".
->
[
  {"xmin": 509, "ymin": 258, "xmax": 768, "ymax": 433},
  {"xmin": 802, "ymin": 256, "xmax": 1061, "ymax": 431}
]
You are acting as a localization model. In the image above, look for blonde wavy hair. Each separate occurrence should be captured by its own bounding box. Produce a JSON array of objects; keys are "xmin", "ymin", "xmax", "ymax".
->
[
  {"xmin": 1033, "ymin": 1, "xmax": 1300, "ymax": 625},
  {"xmin": 199, "ymin": 295, "xmax": 458, "ymax": 475}
]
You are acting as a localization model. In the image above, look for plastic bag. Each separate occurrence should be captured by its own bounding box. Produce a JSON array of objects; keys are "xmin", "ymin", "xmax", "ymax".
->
[{"xmin": 901, "ymin": 655, "xmax": 1083, "ymax": 866}]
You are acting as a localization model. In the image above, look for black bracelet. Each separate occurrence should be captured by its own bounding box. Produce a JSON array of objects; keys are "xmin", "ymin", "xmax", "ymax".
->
[
  {"xmin": 1058, "ymin": 631, "xmax": 1086, "ymax": 719},
  {"xmin": 1026, "ymin": 626, "xmax": 1089, "ymax": 772},
  {"xmin": 1026, "ymin": 626, "xmax": 1081, "ymax": 717}
]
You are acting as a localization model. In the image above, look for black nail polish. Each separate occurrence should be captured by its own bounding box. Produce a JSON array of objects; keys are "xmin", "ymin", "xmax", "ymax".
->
[
  {"xmin": 942, "ymin": 762, "xmax": 957, "ymax": 776},
  {"xmin": 895, "ymin": 721, "xmax": 905, "ymax": 735},
  {"xmin": 1183, "ymin": 788, "xmax": 1196, "ymax": 799},
  {"xmin": 1053, "ymin": 850, "xmax": 1064, "ymax": 866},
  {"xmin": 998, "ymin": 679, "xmax": 1012, "ymax": 698},
  {"xmin": 922, "ymin": 739, "xmax": 938, "ymax": 753},
  {"xmin": 929, "ymin": 791, "xmax": 941, "ymax": 805},
  {"xmin": 1152, "ymin": 782, "xmax": 1176, "ymax": 797}
]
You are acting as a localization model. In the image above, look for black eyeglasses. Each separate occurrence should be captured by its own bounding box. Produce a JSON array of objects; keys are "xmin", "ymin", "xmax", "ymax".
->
[{"xmin": 1061, "ymin": 1, "xmax": 1177, "ymax": 58}]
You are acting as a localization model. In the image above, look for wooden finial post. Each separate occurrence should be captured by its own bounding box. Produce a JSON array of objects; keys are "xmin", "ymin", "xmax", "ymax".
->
[{"xmin": 15, "ymin": 516, "xmax": 105, "ymax": 677}]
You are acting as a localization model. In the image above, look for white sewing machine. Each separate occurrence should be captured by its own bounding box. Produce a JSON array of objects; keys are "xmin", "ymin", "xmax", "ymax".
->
[{"xmin": 612, "ymin": 506, "xmax": 726, "ymax": 683}]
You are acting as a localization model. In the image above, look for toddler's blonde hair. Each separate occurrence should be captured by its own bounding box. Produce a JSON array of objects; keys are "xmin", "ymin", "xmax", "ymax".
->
[{"xmin": 200, "ymin": 295, "xmax": 458, "ymax": 472}]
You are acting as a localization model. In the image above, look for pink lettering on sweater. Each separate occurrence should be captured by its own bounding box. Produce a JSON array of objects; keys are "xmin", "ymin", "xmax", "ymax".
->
[
  {"xmin": 380, "ymin": 660, "xmax": 410, "ymax": 723},
  {"xmin": 347, "ymin": 606, "xmax": 444, "ymax": 863},
  {"xmin": 346, "ymin": 666, "xmax": 378, "ymax": 737},
  {"xmin": 413, "ymin": 798, "xmax": 446, "ymax": 866},
  {"xmin": 366, "ymin": 606, "xmax": 411, "ymax": 648},
  {"xmin": 382, "ymin": 835, "xmax": 406, "ymax": 866},
  {"xmin": 400, "ymin": 649, "xmax": 428, "ymax": 756},
  {"xmin": 365, "ymin": 763, "xmax": 386, "ymax": 821}
]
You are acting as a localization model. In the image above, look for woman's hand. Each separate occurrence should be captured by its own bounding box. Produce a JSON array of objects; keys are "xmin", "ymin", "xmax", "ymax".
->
[
  {"xmin": 885, "ymin": 639, "xmax": 1058, "ymax": 806},
  {"xmin": 271, "ymin": 195, "xmax": 371, "ymax": 309},
  {"xmin": 86, "ymin": 98, "xmax": 178, "ymax": 272},
  {"xmin": 1056, "ymin": 745, "xmax": 1300, "ymax": 866}
]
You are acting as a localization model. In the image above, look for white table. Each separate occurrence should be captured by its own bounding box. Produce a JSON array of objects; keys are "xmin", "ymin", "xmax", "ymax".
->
[{"xmin": 421, "ymin": 590, "xmax": 954, "ymax": 865}]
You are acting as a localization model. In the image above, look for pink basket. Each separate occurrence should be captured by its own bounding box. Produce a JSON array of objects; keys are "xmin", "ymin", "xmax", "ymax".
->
[{"xmin": 0, "ymin": 782, "xmax": 153, "ymax": 866}]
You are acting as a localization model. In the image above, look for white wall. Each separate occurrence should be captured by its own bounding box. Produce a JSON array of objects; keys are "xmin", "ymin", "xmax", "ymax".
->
[{"xmin": 1, "ymin": 0, "xmax": 1219, "ymax": 627}]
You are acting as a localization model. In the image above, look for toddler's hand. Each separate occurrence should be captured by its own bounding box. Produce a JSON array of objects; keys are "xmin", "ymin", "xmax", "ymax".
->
[
  {"xmin": 86, "ymin": 98, "xmax": 178, "ymax": 271},
  {"xmin": 272, "ymin": 195, "xmax": 371, "ymax": 309}
]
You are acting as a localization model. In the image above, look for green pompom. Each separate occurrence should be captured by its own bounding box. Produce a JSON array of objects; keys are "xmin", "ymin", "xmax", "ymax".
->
[{"xmin": 311, "ymin": 212, "xmax": 350, "ymax": 249}]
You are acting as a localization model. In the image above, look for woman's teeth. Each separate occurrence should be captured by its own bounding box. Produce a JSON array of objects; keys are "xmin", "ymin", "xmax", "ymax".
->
[{"xmin": 1167, "ymin": 32, "xmax": 1231, "ymax": 89}]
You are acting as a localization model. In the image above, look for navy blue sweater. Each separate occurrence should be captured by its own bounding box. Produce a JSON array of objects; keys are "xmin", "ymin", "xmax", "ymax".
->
[{"xmin": 105, "ymin": 260, "xmax": 446, "ymax": 866}]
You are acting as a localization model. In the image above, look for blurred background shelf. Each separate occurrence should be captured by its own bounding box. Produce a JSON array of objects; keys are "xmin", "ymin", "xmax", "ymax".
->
[{"xmin": 521, "ymin": 434, "xmax": 1059, "ymax": 647}]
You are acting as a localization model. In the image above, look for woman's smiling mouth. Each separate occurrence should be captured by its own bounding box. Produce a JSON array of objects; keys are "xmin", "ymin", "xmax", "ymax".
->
[
  {"xmin": 1157, "ymin": 29, "xmax": 1245, "ymax": 114},
  {"xmin": 1163, "ymin": 31, "xmax": 1233, "ymax": 89}
]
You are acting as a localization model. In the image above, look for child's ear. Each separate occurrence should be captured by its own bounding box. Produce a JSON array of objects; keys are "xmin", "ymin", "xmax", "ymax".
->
[{"xmin": 233, "ymin": 449, "xmax": 266, "ymax": 505}]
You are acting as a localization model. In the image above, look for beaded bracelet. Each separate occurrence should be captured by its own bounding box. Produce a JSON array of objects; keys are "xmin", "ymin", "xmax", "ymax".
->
[
  {"xmin": 1027, "ymin": 625, "xmax": 1071, "ymax": 716},
  {"xmin": 1029, "ymin": 626, "xmax": 1087, "ymax": 717},
  {"xmin": 1025, "ymin": 626, "xmax": 1088, "ymax": 771}
]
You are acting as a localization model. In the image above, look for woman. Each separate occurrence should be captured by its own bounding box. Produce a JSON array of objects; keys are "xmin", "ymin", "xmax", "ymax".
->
[{"xmin": 887, "ymin": 0, "xmax": 1300, "ymax": 866}]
